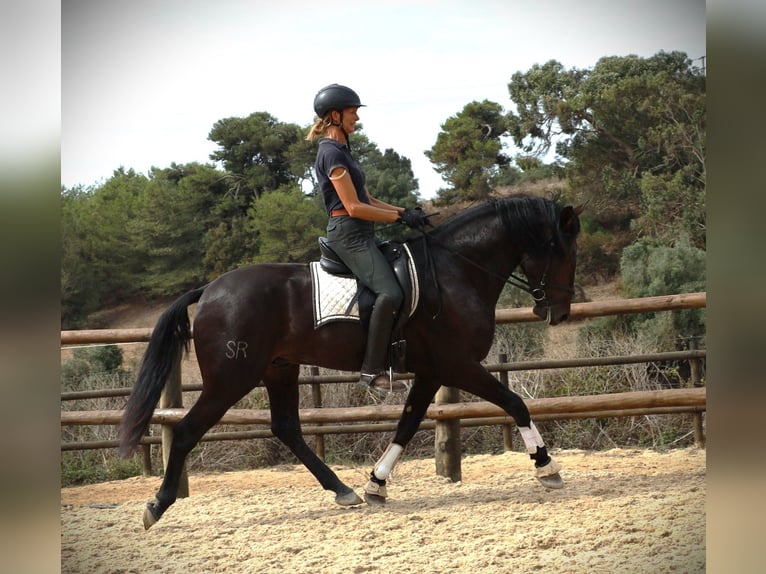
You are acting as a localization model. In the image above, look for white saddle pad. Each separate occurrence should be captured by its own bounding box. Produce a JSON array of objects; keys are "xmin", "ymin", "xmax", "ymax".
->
[
  {"xmin": 309, "ymin": 243, "xmax": 419, "ymax": 328},
  {"xmin": 310, "ymin": 262, "xmax": 361, "ymax": 327}
]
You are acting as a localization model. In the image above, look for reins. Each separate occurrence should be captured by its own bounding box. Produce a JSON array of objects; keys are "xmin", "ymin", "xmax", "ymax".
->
[
  {"xmin": 420, "ymin": 229, "xmax": 541, "ymax": 296},
  {"xmin": 403, "ymin": 203, "xmax": 575, "ymax": 316}
]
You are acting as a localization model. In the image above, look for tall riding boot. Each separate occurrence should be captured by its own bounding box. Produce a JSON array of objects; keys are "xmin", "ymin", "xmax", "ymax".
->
[{"xmin": 360, "ymin": 294, "xmax": 397, "ymax": 389}]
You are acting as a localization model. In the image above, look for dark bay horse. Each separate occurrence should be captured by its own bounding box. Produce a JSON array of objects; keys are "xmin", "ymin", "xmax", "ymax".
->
[{"xmin": 119, "ymin": 195, "xmax": 583, "ymax": 529}]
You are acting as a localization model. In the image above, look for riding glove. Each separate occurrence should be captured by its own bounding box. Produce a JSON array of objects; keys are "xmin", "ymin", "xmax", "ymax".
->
[{"xmin": 399, "ymin": 207, "xmax": 430, "ymax": 230}]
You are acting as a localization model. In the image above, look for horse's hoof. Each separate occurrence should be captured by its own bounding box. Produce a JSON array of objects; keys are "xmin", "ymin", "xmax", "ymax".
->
[
  {"xmin": 364, "ymin": 492, "xmax": 387, "ymax": 505},
  {"xmin": 335, "ymin": 491, "xmax": 363, "ymax": 506},
  {"xmin": 535, "ymin": 458, "xmax": 563, "ymax": 489},
  {"xmin": 143, "ymin": 501, "xmax": 161, "ymax": 530},
  {"xmin": 537, "ymin": 472, "xmax": 565, "ymax": 490}
]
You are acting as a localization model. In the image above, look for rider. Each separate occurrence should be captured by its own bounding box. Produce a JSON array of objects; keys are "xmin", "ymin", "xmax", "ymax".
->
[{"xmin": 306, "ymin": 83, "xmax": 427, "ymax": 390}]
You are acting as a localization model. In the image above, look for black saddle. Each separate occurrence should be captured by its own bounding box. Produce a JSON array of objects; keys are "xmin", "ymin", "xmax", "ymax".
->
[
  {"xmin": 317, "ymin": 236, "xmax": 416, "ymax": 372},
  {"xmin": 317, "ymin": 236, "xmax": 355, "ymax": 277}
]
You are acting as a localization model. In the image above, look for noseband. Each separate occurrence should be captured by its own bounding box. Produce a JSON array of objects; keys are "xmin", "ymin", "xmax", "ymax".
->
[{"xmin": 517, "ymin": 241, "xmax": 575, "ymax": 304}]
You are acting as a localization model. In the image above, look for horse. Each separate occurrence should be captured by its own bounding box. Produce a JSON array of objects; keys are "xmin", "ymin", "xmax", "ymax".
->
[{"xmin": 119, "ymin": 194, "xmax": 583, "ymax": 529}]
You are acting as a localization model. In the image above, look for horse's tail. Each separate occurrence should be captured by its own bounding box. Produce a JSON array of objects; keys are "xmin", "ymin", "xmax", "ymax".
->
[{"xmin": 118, "ymin": 286, "xmax": 206, "ymax": 458}]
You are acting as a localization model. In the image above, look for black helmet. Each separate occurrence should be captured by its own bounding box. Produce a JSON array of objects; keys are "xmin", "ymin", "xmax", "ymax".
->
[{"xmin": 313, "ymin": 84, "xmax": 365, "ymax": 117}]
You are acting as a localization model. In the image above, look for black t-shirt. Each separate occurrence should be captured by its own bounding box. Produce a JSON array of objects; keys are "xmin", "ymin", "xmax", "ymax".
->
[{"xmin": 315, "ymin": 138, "xmax": 369, "ymax": 214}]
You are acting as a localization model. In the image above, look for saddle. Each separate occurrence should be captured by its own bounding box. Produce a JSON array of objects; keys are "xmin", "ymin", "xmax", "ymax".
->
[{"xmin": 317, "ymin": 237, "xmax": 419, "ymax": 373}]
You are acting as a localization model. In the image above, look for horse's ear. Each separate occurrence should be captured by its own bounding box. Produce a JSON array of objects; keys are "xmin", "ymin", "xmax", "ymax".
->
[
  {"xmin": 559, "ymin": 201, "xmax": 586, "ymax": 234},
  {"xmin": 559, "ymin": 205, "xmax": 576, "ymax": 231},
  {"xmin": 573, "ymin": 199, "xmax": 589, "ymax": 216}
]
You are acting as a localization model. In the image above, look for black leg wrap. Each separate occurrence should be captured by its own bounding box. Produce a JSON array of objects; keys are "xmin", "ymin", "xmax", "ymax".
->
[
  {"xmin": 369, "ymin": 471, "xmax": 386, "ymax": 486},
  {"xmin": 531, "ymin": 445, "xmax": 551, "ymax": 468}
]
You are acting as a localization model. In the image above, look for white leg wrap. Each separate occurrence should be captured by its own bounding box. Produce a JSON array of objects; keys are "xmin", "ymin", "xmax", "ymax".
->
[
  {"xmin": 518, "ymin": 422, "xmax": 545, "ymax": 455},
  {"xmin": 373, "ymin": 443, "xmax": 403, "ymax": 481}
]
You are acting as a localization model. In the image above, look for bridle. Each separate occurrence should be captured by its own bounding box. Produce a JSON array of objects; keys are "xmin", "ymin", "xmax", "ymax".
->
[
  {"xmin": 518, "ymin": 242, "xmax": 576, "ymax": 303},
  {"xmin": 410, "ymin": 209, "xmax": 575, "ymax": 316}
]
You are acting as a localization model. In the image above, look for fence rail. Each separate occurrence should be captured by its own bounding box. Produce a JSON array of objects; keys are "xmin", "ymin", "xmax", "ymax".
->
[
  {"xmin": 60, "ymin": 292, "xmax": 706, "ymax": 345},
  {"xmin": 60, "ymin": 349, "xmax": 706, "ymax": 401},
  {"xmin": 62, "ymin": 387, "xmax": 705, "ymax": 427},
  {"xmin": 61, "ymin": 292, "xmax": 707, "ymax": 487}
]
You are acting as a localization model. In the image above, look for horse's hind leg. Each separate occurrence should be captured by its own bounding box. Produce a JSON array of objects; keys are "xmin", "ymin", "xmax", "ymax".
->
[
  {"xmin": 144, "ymin": 384, "xmax": 255, "ymax": 529},
  {"xmin": 264, "ymin": 362, "xmax": 363, "ymax": 506}
]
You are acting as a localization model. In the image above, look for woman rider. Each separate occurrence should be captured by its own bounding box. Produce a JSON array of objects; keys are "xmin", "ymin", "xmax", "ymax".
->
[{"xmin": 305, "ymin": 84, "xmax": 427, "ymax": 390}]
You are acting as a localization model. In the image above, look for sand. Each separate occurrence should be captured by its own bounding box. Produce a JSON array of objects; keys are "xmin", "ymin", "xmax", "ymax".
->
[{"xmin": 61, "ymin": 447, "xmax": 705, "ymax": 573}]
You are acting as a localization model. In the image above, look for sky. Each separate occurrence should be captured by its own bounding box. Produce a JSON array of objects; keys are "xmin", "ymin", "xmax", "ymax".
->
[{"xmin": 62, "ymin": 0, "xmax": 706, "ymax": 200}]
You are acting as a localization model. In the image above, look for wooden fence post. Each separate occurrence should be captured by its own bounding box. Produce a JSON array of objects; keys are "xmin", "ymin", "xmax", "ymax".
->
[
  {"xmin": 688, "ymin": 339, "xmax": 706, "ymax": 448},
  {"xmin": 498, "ymin": 353, "xmax": 515, "ymax": 452},
  {"xmin": 434, "ymin": 385, "xmax": 461, "ymax": 481},
  {"xmin": 141, "ymin": 435, "xmax": 152, "ymax": 476},
  {"xmin": 310, "ymin": 366, "xmax": 325, "ymax": 460},
  {"xmin": 160, "ymin": 352, "xmax": 189, "ymax": 497}
]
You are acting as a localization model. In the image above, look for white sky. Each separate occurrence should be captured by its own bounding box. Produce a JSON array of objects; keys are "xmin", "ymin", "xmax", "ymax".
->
[{"xmin": 62, "ymin": 0, "xmax": 705, "ymax": 199}]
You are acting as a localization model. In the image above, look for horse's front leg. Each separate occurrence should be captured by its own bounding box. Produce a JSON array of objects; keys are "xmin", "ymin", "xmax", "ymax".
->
[
  {"xmin": 364, "ymin": 374, "xmax": 440, "ymax": 504},
  {"xmin": 451, "ymin": 361, "xmax": 563, "ymax": 489}
]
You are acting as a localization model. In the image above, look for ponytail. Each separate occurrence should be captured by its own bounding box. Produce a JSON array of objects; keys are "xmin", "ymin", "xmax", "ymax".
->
[{"xmin": 305, "ymin": 115, "xmax": 333, "ymax": 141}]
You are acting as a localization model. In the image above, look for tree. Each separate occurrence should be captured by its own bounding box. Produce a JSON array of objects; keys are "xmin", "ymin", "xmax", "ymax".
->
[
  {"xmin": 202, "ymin": 212, "xmax": 255, "ymax": 277},
  {"xmin": 61, "ymin": 168, "xmax": 149, "ymax": 325},
  {"xmin": 247, "ymin": 185, "xmax": 326, "ymax": 263},
  {"xmin": 360, "ymin": 147, "xmax": 420, "ymax": 207},
  {"xmin": 425, "ymin": 100, "xmax": 510, "ymax": 204},
  {"xmin": 286, "ymin": 133, "xmax": 320, "ymax": 191},
  {"xmin": 134, "ymin": 163, "xmax": 226, "ymax": 295},
  {"xmin": 61, "ymin": 105, "xmax": 435, "ymax": 328},
  {"xmin": 61, "ymin": 184, "xmax": 100, "ymax": 326},
  {"xmin": 506, "ymin": 51, "xmax": 705, "ymax": 247},
  {"xmin": 208, "ymin": 112, "xmax": 304, "ymax": 200}
]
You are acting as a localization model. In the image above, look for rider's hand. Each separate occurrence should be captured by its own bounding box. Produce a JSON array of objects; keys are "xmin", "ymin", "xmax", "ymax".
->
[{"xmin": 398, "ymin": 207, "xmax": 430, "ymax": 230}]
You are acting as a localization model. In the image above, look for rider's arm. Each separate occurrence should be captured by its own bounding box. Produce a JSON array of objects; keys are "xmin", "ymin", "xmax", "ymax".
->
[
  {"xmin": 330, "ymin": 168, "xmax": 401, "ymax": 222},
  {"xmin": 367, "ymin": 191, "xmax": 405, "ymax": 215}
]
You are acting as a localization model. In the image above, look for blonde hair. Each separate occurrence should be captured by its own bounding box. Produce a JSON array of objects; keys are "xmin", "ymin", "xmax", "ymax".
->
[{"xmin": 305, "ymin": 115, "xmax": 333, "ymax": 141}]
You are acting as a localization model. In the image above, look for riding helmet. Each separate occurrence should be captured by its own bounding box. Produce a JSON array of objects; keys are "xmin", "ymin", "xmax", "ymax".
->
[{"xmin": 313, "ymin": 84, "xmax": 365, "ymax": 117}]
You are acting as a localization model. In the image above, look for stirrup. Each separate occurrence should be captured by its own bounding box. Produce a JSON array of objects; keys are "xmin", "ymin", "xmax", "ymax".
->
[
  {"xmin": 359, "ymin": 370, "xmax": 411, "ymax": 393},
  {"xmin": 359, "ymin": 371, "xmax": 391, "ymax": 388}
]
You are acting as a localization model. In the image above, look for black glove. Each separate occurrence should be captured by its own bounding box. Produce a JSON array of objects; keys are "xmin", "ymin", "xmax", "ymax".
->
[{"xmin": 398, "ymin": 207, "xmax": 430, "ymax": 230}]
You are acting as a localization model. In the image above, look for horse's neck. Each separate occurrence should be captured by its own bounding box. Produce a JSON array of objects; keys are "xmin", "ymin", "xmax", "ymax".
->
[{"xmin": 433, "ymin": 216, "xmax": 523, "ymax": 296}]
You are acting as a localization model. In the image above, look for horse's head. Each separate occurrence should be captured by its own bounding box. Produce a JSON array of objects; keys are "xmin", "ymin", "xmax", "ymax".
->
[{"xmin": 519, "ymin": 203, "xmax": 584, "ymax": 325}]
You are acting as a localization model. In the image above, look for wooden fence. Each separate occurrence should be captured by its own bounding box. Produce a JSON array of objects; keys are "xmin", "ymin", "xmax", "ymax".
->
[{"xmin": 61, "ymin": 292, "xmax": 706, "ymax": 490}]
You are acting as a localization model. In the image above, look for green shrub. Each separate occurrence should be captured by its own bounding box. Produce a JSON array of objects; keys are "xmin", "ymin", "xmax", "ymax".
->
[
  {"xmin": 62, "ymin": 451, "xmax": 144, "ymax": 485},
  {"xmin": 618, "ymin": 235, "xmax": 706, "ymax": 345},
  {"xmin": 577, "ymin": 228, "xmax": 620, "ymax": 282},
  {"xmin": 61, "ymin": 345, "xmax": 125, "ymax": 389}
]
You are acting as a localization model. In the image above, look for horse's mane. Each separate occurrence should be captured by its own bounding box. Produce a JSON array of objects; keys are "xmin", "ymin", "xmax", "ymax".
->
[{"xmin": 429, "ymin": 195, "xmax": 576, "ymax": 256}]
